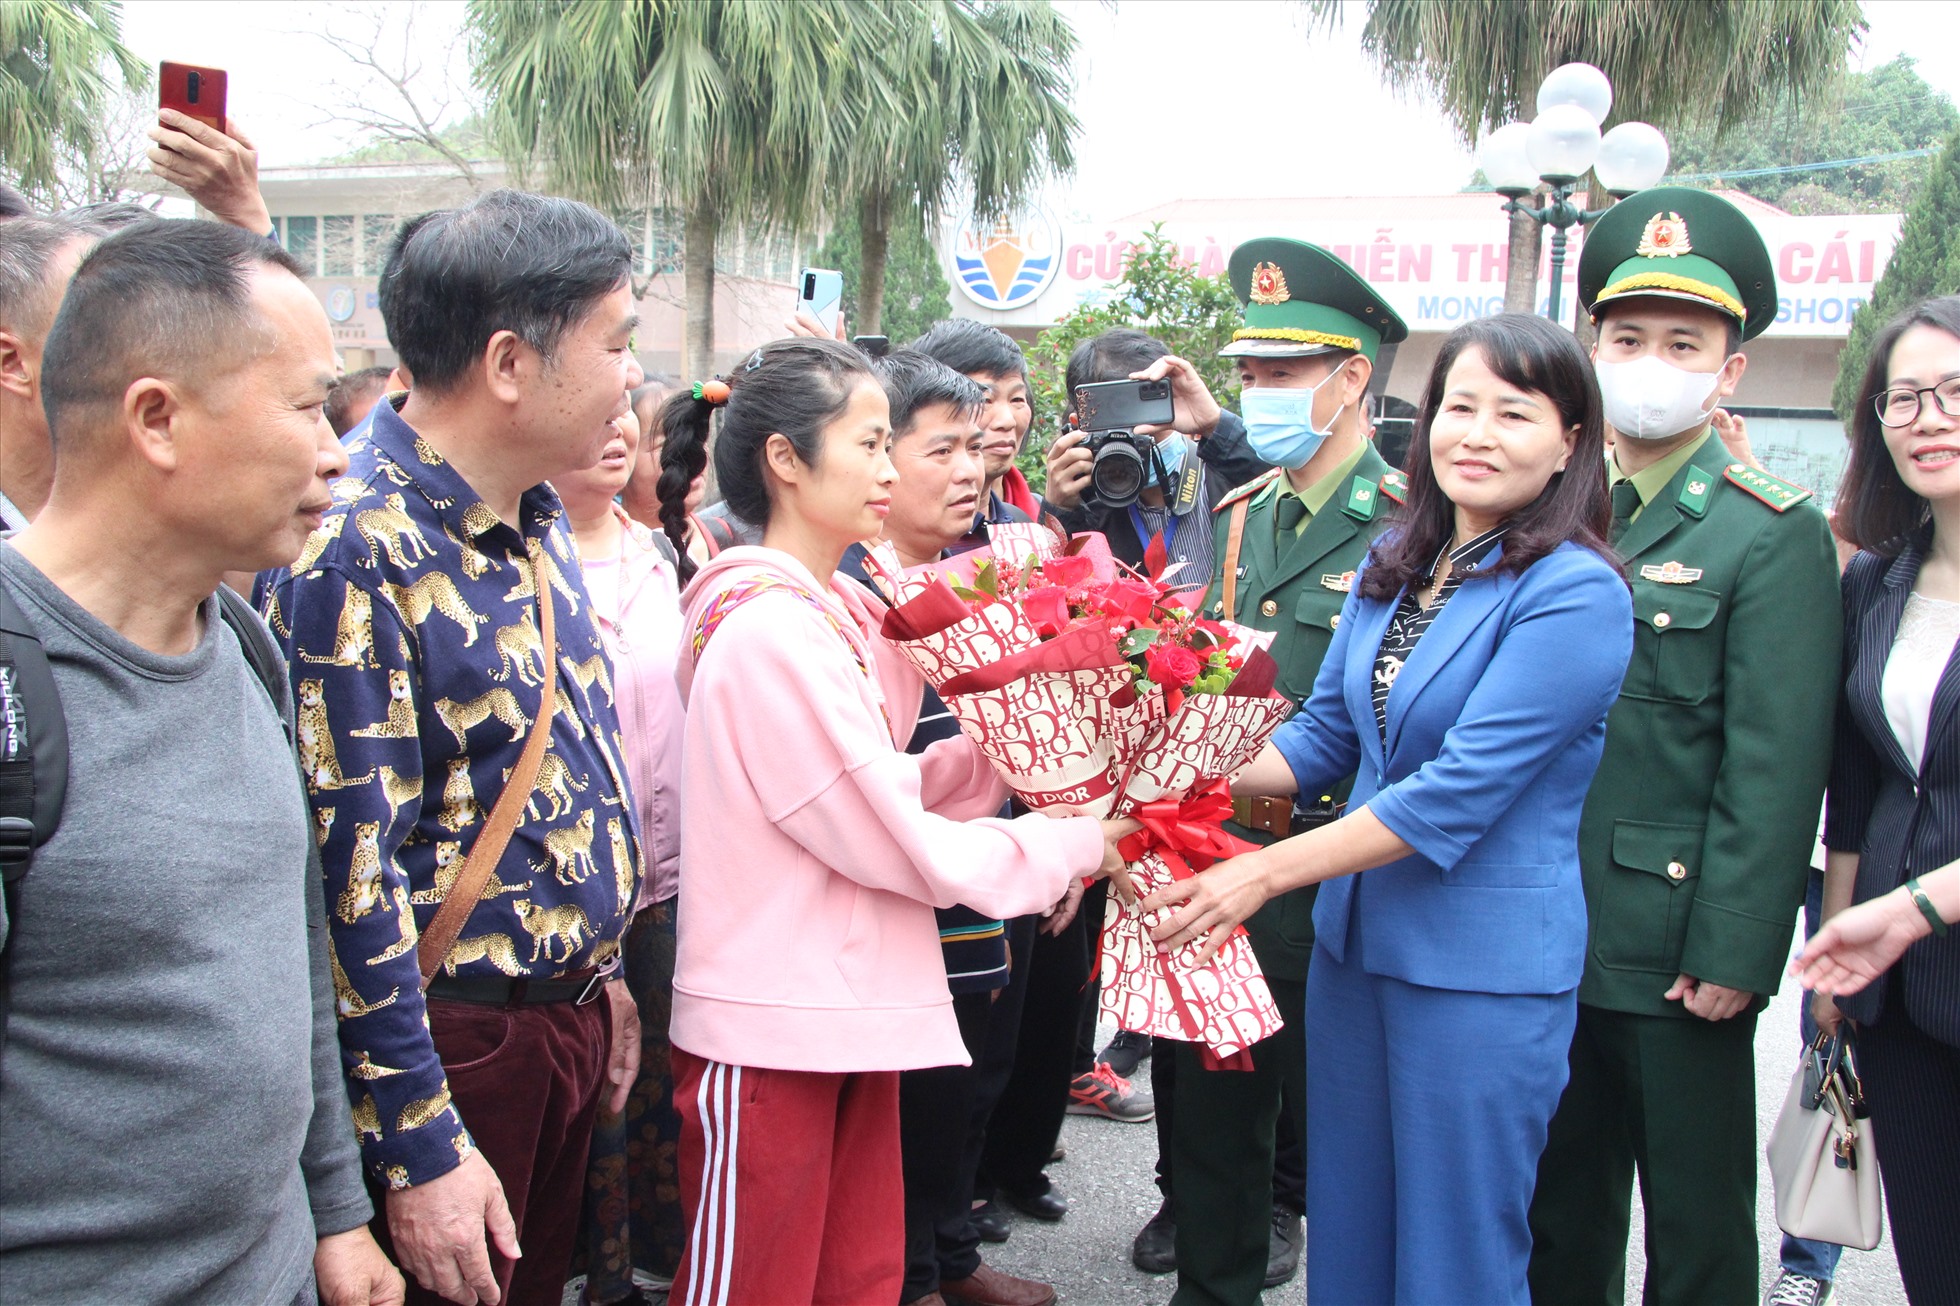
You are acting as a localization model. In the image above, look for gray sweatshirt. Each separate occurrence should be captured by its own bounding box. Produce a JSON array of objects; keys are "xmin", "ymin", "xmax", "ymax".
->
[{"xmin": 0, "ymin": 545, "xmax": 370, "ymax": 1304}]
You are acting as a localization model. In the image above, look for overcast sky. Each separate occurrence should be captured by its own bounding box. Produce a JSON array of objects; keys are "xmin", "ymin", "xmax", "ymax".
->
[{"xmin": 116, "ymin": 0, "xmax": 1960, "ymax": 218}]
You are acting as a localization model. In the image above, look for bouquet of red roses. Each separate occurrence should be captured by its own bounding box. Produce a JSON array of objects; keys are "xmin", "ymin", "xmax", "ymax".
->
[{"xmin": 867, "ymin": 525, "xmax": 1292, "ymax": 1066}]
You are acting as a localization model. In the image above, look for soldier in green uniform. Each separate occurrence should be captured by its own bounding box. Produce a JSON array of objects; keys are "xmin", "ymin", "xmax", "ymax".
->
[
  {"xmin": 1527, "ymin": 188, "xmax": 1843, "ymax": 1306},
  {"xmin": 1162, "ymin": 238, "xmax": 1408, "ymax": 1306}
]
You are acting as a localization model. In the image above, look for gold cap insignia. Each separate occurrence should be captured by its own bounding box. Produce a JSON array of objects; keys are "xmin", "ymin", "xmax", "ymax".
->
[
  {"xmin": 1636, "ymin": 212, "xmax": 1692, "ymax": 258},
  {"xmin": 1249, "ymin": 262, "xmax": 1290, "ymax": 305}
]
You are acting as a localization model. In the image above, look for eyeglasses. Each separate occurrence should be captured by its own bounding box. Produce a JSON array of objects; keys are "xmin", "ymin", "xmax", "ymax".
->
[{"xmin": 1874, "ymin": 377, "xmax": 1960, "ymax": 428}]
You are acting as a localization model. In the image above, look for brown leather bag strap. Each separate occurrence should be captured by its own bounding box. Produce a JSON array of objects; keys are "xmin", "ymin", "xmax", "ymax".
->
[
  {"xmin": 417, "ymin": 540, "xmax": 557, "ymax": 986},
  {"xmin": 1220, "ymin": 498, "xmax": 1250, "ymax": 620}
]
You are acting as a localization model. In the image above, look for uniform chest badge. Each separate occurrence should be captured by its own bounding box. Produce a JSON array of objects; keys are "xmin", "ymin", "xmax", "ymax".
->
[
  {"xmin": 1249, "ymin": 262, "xmax": 1290, "ymax": 305},
  {"xmin": 1637, "ymin": 212, "xmax": 1692, "ymax": 258},
  {"xmin": 1639, "ymin": 560, "xmax": 1704, "ymax": 584},
  {"xmin": 1321, "ymin": 571, "xmax": 1356, "ymax": 593}
]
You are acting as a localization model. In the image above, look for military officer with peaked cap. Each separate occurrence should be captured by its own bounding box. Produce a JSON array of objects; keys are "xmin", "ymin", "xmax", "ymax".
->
[
  {"xmin": 1147, "ymin": 238, "xmax": 1408, "ymax": 1306},
  {"xmin": 1528, "ymin": 187, "xmax": 1843, "ymax": 1306}
]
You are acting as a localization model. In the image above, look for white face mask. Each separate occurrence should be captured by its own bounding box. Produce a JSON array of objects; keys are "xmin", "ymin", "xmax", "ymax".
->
[{"xmin": 1595, "ymin": 354, "xmax": 1726, "ymax": 442}]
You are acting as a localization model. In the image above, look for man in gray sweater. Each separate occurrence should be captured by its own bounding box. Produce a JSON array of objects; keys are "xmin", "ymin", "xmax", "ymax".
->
[{"xmin": 0, "ymin": 220, "xmax": 401, "ymax": 1305}]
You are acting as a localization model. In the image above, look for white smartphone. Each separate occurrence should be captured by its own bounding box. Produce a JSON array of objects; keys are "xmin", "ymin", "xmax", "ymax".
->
[{"xmin": 796, "ymin": 267, "xmax": 844, "ymax": 337}]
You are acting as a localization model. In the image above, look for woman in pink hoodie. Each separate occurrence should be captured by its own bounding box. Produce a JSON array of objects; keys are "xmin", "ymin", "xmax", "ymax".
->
[{"xmin": 656, "ymin": 338, "xmax": 1126, "ymax": 1306}]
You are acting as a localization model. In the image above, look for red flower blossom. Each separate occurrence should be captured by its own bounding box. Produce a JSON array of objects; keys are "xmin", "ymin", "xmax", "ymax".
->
[
  {"xmin": 1042, "ymin": 554, "xmax": 1095, "ymax": 589},
  {"xmin": 1145, "ymin": 642, "xmax": 1205, "ymax": 690},
  {"xmin": 1101, "ymin": 578, "xmax": 1162, "ymax": 624},
  {"xmin": 1022, "ymin": 585, "xmax": 1072, "ymax": 637}
]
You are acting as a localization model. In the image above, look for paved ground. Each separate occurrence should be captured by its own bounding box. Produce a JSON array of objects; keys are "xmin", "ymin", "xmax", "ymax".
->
[
  {"xmin": 576, "ymin": 929, "xmax": 1911, "ymax": 1305},
  {"xmin": 981, "ymin": 962, "xmax": 1908, "ymax": 1305}
]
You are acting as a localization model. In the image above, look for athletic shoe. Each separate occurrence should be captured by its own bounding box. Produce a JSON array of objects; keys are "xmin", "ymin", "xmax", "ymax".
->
[
  {"xmin": 1764, "ymin": 1270, "xmax": 1833, "ymax": 1306},
  {"xmin": 1065, "ymin": 1062, "xmax": 1155, "ymax": 1122},
  {"xmin": 1096, "ymin": 1030, "xmax": 1154, "ymax": 1078}
]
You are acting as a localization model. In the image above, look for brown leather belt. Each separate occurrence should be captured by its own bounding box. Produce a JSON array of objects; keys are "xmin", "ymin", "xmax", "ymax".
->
[
  {"xmin": 1232, "ymin": 796, "xmax": 1295, "ymax": 840},
  {"xmin": 1231, "ymin": 796, "xmax": 1345, "ymax": 839}
]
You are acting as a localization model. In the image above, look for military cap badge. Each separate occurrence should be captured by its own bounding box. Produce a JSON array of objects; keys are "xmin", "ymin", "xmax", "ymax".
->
[
  {"xmin": 1249, "ymin": 262, "xmax": 1291, "ymax": 305},
  {"xmin": 1636, "ymin": 212, "xmax": 1692, "ymax": 259}
]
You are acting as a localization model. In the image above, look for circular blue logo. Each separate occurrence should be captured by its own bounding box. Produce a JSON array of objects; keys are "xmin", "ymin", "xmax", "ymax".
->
[{"xmin": 953, "ymin": 208, "xmax": 1062, "ymax": 311}]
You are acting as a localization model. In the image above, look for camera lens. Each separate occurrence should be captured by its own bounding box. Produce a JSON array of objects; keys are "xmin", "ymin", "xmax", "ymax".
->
[{"xmin": 1090, "ymin": 436, "xmax": 1147, "ymax": 508}]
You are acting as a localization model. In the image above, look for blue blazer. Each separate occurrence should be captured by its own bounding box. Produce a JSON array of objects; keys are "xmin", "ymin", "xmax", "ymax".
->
[{"xmin": 1273, "ymin": 539, "xmax": 1633, "ymax": 996}]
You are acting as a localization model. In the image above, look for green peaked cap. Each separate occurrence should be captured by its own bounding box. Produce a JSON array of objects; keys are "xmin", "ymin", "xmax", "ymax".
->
[
  {"xmin": 1578, "ymin": 186, "xmax": 1778, "ymax": 341},
  {"xmin": 1222, "ymin": 238, "xmax": 1408, "ymax": 362}
]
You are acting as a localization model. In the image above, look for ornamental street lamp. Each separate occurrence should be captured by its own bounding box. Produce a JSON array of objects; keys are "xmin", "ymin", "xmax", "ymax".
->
[{"xmin": 1479, "ymin": 63, "xmax": 1671, "ymax": 324}]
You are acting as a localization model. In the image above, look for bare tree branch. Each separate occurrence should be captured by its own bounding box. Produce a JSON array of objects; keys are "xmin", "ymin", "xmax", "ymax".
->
[{"xmin": 298, "ymin": 3, "xmax": 483, "ymax": 190}]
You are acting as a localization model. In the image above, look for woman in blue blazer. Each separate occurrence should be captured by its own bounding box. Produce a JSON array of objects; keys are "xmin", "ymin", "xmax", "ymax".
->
[{"xmin": 1148, "ymin": 313, "xmax": 1633, "ymax": 1305}]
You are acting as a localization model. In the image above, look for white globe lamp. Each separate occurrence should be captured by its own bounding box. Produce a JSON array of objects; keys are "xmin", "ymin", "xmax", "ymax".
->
[
  {"xmin": 1594, "ymin": 121, "xmax": 1671, "ymax": 197},
  {"xmin": 1479, "ymin": 122, "xmax": 1540, "ymax": 197},
  {"xmin": 1526, "ymin": 103, "xmax": 1602, "ymax": 185},
  {"xmin": 1536, "ymin": 61, "xmax": 1613, "ymax": 125}
]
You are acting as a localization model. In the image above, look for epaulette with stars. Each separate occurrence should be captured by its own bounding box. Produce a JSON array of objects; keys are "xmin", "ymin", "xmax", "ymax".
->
[
  {"xmin": 1213, "ymin": 467, "xmax": 1283, "ymax": 512},
  {"xmin": 1721, "ymin": 462, "xmax": 1813, "ymax": 512}
]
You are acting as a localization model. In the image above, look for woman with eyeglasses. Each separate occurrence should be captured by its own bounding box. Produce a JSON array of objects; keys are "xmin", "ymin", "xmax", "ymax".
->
[{"xmin": 1793, "ymin": 294, "xmax": 1960, "ymax": 1303}]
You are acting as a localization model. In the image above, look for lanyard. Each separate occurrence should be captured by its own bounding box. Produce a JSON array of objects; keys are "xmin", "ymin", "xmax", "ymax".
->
[
  {"xmin": 1129, "ymin": 502, "xmax": 1180, "ymax": 564},
  {"xmin": 1128, "ymin": 460, "xmax": 1204, "ymax": 564}
]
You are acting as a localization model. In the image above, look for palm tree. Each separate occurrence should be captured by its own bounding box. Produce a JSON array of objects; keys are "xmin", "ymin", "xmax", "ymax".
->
[
  {"xmin": 840, "ymin": 0, "xmax": 1079, "ymax": 336},
  {"xmin": 0, "ymin": 0, "xmax": 147, "ymax": 204},
  {"xmin": 1311, "ymin": 0, "xmax": 1867, "ymax": 315},
  {"xmin": 469, "ymin": 0, "xmax": 859, "ymax": 380}
]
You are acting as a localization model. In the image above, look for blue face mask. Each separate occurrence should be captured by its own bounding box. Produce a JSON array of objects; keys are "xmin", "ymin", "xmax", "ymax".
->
[
  {"xmin": 1148, "ymin": 432, "xmax": 1191, "ymax": 489},
  {"xmin": 1240, "ymin": 364, "xmax": 1349, "ymax": 469}
]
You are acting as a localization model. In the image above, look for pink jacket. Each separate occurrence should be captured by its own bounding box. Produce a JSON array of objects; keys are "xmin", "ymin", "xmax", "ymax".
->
[{"xmin": 673, "ymin": 547, "xmax": 1103, "ymax": 1072}]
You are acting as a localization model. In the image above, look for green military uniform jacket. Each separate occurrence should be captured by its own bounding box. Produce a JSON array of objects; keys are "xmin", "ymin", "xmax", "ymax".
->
[
  {"xmin": 1577, "ymin": 443, "xmax": 1841, "ymax": 1017},
  {"xmin": 1200, "ymin": 440, "xmax": 1404, "ymax": 982}
]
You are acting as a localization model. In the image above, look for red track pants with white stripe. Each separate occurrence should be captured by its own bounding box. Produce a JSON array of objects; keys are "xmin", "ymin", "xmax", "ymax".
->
[{"xmin": 671, "ymin": 1046, "xmax": 905, "ymax": 1306}]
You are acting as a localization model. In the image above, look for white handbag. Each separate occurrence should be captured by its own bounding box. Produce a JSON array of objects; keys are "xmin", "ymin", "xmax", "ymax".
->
[{"xmin": 1765, "ymin": 1031, "xmax": 1884, "ymax": 1250}]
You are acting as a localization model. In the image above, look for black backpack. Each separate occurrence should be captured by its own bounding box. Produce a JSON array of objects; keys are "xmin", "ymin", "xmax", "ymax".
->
[{"xmin": 0, "ymin": 582, "xmax": 287, "ymax": 955}]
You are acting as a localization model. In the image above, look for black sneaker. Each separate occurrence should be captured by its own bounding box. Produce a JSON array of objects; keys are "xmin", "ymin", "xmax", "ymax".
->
[
  {"xmin": 1097, "ymin": 1030, "xmax": 1154, "ymax": 1079},
  {"xmin": 1131, "ymin": 1201, "xmax": 1176, "ymax": 1274},
  {"xmin": 1265, "ymin": 1206, "xmax": 1303, "ymax": 1288}
]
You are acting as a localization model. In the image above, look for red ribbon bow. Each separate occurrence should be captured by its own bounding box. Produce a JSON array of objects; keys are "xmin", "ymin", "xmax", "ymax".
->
[
  {"xmin": 1117, "ymin": 780, "xmax": 1261, "ymax": 1071},
  {"xmin": 1119, "ymin": 782, "xmax": 1254, "ymax": 872}
]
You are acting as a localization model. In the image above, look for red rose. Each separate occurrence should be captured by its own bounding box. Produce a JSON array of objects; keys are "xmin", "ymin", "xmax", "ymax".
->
[
  {"xmin": 1023, "ymin": 585, "xmax": 1072, "ymax": 637},
  {"xmin": 1145, "ymin": 642, "xmax": 1205, "ymax": 690},
  {"xmin": 1102, "ymin": 578, "xmax": 1161, "ymax": 623},
  {"xmin": 1042, "ymin": 555, "xmax": 1095, "ymax": 588}
]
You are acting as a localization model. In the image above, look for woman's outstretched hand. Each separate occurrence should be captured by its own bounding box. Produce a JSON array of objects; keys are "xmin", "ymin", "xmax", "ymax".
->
[
  {"xmin": 1792, "ymin": 887, "xmax": 1934, "ymax": 997},
  {"xmin": 1141, "ymin": 850, "xmax": 1273, "ymax": 967}
]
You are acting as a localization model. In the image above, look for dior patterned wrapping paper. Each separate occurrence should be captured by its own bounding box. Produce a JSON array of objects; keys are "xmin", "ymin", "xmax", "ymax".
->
[
  {"xmin": 867, "ymin": 532, "xmax": 1290, "ymax": 1059},
  {"xmin": 262, "ymin": 401, "xmax": 643, "ymax": 1189}
]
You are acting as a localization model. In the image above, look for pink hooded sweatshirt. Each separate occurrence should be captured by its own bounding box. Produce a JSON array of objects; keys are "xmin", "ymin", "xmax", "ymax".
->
[{"xmin": 673, "ymin": 546, "xmax": 1103, "ymax": 1072}]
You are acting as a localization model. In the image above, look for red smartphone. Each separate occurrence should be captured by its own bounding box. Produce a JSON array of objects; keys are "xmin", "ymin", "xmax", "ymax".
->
[{"xmin": 158, "ymin": 61, "xmax": 227, "ymax": 133}]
